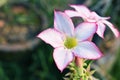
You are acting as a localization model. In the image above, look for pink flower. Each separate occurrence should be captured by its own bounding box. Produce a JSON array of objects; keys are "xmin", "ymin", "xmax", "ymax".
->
[
  {"xmin": 65, "ymin": 5, "xmax": 120, "ymax": 38},
  {"xmin": 37, "ymin": 11, "xmax": 103, "ymax": 71}
]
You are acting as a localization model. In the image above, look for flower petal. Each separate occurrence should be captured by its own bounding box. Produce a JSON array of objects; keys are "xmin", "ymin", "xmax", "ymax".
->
[
  {"xmin": 54, "ymin": 11, "xmax": 74, "ymax": 36},
  {"xmin": 91, "ymin": 12, "xmax": 110, "ymax": 20},
  {"xmin": 65, "ymin": 10, "xmax": 81, "ymax": 17},
  {"xmin": 73, "ymin": 41, "xmax": 103, "ymax": 59},
  {"xmin": 53, "ymin": 47, "xmax": 74, "ymax": 72},
  {"xmin": 75, "ymin": 22, "xmax": 97, "ymax": 41},
  {"xmin": 70, "ymin": 5, "xmax": 91, "ymax": 18},
  {"xmin": 96, "ymin": 22, "xmax": 106, "ymax": 38},
  {"xmin": 37, "ymin": 28, "xmax": 63, "ymax": 48},
  {"xmin": 102, "ymin": 20, "xmax": 120, "ymax": 37}
]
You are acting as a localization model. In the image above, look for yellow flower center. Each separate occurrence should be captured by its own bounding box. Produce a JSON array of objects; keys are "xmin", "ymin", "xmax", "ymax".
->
[{"xmin": 64, "ymin": 37, "xmax": 78, "ymax": 49}]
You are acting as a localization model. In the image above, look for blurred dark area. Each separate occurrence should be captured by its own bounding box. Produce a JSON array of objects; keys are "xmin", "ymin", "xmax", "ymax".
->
[{"xmin": 0, "ymin": 0, "xmax": 119, "ymax": 80}]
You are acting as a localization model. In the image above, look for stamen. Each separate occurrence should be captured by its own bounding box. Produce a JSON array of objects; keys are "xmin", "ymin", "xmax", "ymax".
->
[{"xmin": 64, "ymin": 37, "xmax": 78, "ymax": 49}]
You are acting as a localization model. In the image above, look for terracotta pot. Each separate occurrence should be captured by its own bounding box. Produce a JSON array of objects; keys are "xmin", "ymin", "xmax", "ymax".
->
[{"xmin": 0, "ymin": 2, "xmax": 48, "ymax": 53}]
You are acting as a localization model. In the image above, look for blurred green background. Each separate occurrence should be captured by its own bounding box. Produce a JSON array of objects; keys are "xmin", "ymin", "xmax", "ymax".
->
[{"xmin": 0, "ymin": 0, "xmax": 120, "ymax": 80}]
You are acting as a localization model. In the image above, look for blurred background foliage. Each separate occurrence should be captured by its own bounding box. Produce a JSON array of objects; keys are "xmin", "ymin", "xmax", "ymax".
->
[{"xmin": 0, "ymin": 0, "xmax": 119, "ymax": 80}]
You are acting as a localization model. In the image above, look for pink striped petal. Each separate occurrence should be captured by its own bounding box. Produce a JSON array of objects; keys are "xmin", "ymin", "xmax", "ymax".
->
[
  {"xmin": 54, "ymin": 11, "xmax": 74, "ymax": 36},
  {"xmin": 70, "ymin": 5, "xmax": 91, "ymax": 18},
  {"xmin": 75, "ymin": 22, "xmax": 97, "ymax": 41},
  {"xmin": 53, "ymin": 47, "xmax": 74, "ymax": 72},
  {"xmin": 90, "ymin": 12, "xmax": 110, "ymax": 20},
  {"xmin": 73, "ymin": 41, "xmax": 103, "ymax": 59},
  {"xmin": 37, "ymin": 28, "xmax": 63, "ymax": 48},
  {"xmin": 103, "ymin": 20, "xmax": 120, "ymax": 37},
  {"xmin": 65, "ymin": 10, "xmax": 81, "ymax": 17},
  {"xmin": 96, "ymin": 22, "xmax": 106, "ymax": 38}
]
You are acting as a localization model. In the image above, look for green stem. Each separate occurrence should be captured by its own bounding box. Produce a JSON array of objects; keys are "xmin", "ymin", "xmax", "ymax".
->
[{"xmin": 75, "ymin": 57, "xmax": 84, "ymax": 79}]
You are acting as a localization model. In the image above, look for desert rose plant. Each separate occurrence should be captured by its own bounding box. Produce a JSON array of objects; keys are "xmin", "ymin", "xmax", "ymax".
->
[
  {"xmin": 37, "ymin": 5, "xmax": 120, "ymax": 80},
  {"xmin": 65, "ymin": 5, "xmax": 119, "ymax": 38}
]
